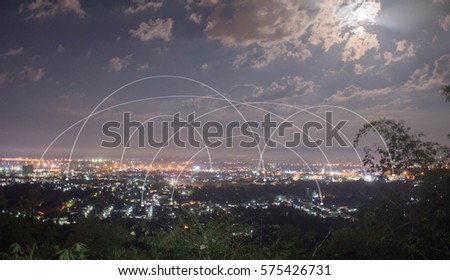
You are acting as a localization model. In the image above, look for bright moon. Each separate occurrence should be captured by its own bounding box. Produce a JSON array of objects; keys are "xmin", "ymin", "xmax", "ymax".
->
[{"xmin": 351, "ymin": 1, "xmax": 381, "ymax": 25}]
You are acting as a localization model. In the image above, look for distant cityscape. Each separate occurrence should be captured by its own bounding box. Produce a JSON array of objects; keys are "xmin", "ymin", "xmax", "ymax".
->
[{"xmin": 2, "ymin": 156, "xmax": 436, "ymax": 227}]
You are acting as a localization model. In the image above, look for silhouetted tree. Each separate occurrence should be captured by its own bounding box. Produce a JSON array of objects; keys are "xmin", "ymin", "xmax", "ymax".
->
[
  {"xmin": 440, "ymin": 84, "xmax": 450, "ymax": 138},
  {"xmin": 354, "ymin": 119, "xmax": 441, "ymax": 176},
  {"xmin": 65, "ymin": 218, "xmax": 130, "ymax": 259},
  {"xmin": 441, "ymin": 84, "xmax": 450, "ymax": 103}
]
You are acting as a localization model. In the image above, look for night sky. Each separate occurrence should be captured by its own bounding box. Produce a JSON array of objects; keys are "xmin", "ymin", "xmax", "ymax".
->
[{"xmin": 1, "ymin": 0, "xmax": 449, "ymax": 164}]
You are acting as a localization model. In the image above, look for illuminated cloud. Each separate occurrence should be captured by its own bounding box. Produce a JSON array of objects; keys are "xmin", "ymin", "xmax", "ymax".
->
[
  {"xmin": 21, "ymin": 66, "xmax": 45, "ymax": 82},
  {"xmin": 432, "ymin": 54, "xmax": 450, "ymax": 82},
  {"xmin": 403, "ymin": 55, "xmax": 450, "ymax": 91},
  {"xmin": 188, "ymin": 12, "xmax": 202, "ymax": 24},
  {"xmin": 250, "ymin": 47, "xmax": 286, "ymax": 69},
  {"xmin": 204, "ymin": 0, "xmax": 382, "ymax": 49},
  {"xmin": 330, "ymin": 54, "xmax": 450, "ymax": 107},
  {"xmin": 354, "ymin": 64, "xmax": 375, "ymax": 75},
  {"xmin": 5, "ymin": 47, "xmax": 24, "ymax": 56},
  {"xmin": 346, "ymin": 1, "xmax": 381, "ymax": 27},
  {"xmin": 205, "ymin": 0, "xmax": 382, "ymax": 67},
  {"xmin": 232, "ymin": 42, "xmax": 311, "ymax": 70},
  {"xmin": 252, "ymin": 43, "xmax": 311, "ymax": 69},
  {"xmin": 324, "ymin": 84, "xmax": 395, "ymax": 106},
  {"xmin": 309, "ymin": 0, "xmax": 381, "ymax": 51},
  {"xmin": 124, "ymin": 0, "xmax": 163, "ymax": 14},
  {"xmin": 232, "ymin": 53, "xmax": 248, "ymax": 70},
  {"xmin": 440, "ymin": 15, "xmax": 450, "ymax": 31},
  {"xmin": 396, "ymin": 40, "xmax": 407, "ymax": 52},
  {"xmin": 342, "ymin": 27, "xmax": 380, "ymax": 61},
  {"xmin": 129, "ymin": 18, "xmax": 174, "ymax": 41},
  {"xmin": 20, "ymin": 0, "xmax": 86, "ymax": 19},
  {"xmin": 107, "ymin": 55, "xmax": 133, "ymax": 72},
  {"xmin": 383, "ymin": 41, "xmax": 416, "ymax": 65},
  {"xmin": 230, "ymin": 76, "xmax": 318, "ymax": 102}
]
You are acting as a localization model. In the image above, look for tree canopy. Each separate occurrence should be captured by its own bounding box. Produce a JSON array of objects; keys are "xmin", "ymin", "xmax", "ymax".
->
[{"xmin": 353, "ymin": 119, "xmax": 442, "ymax": 176}]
